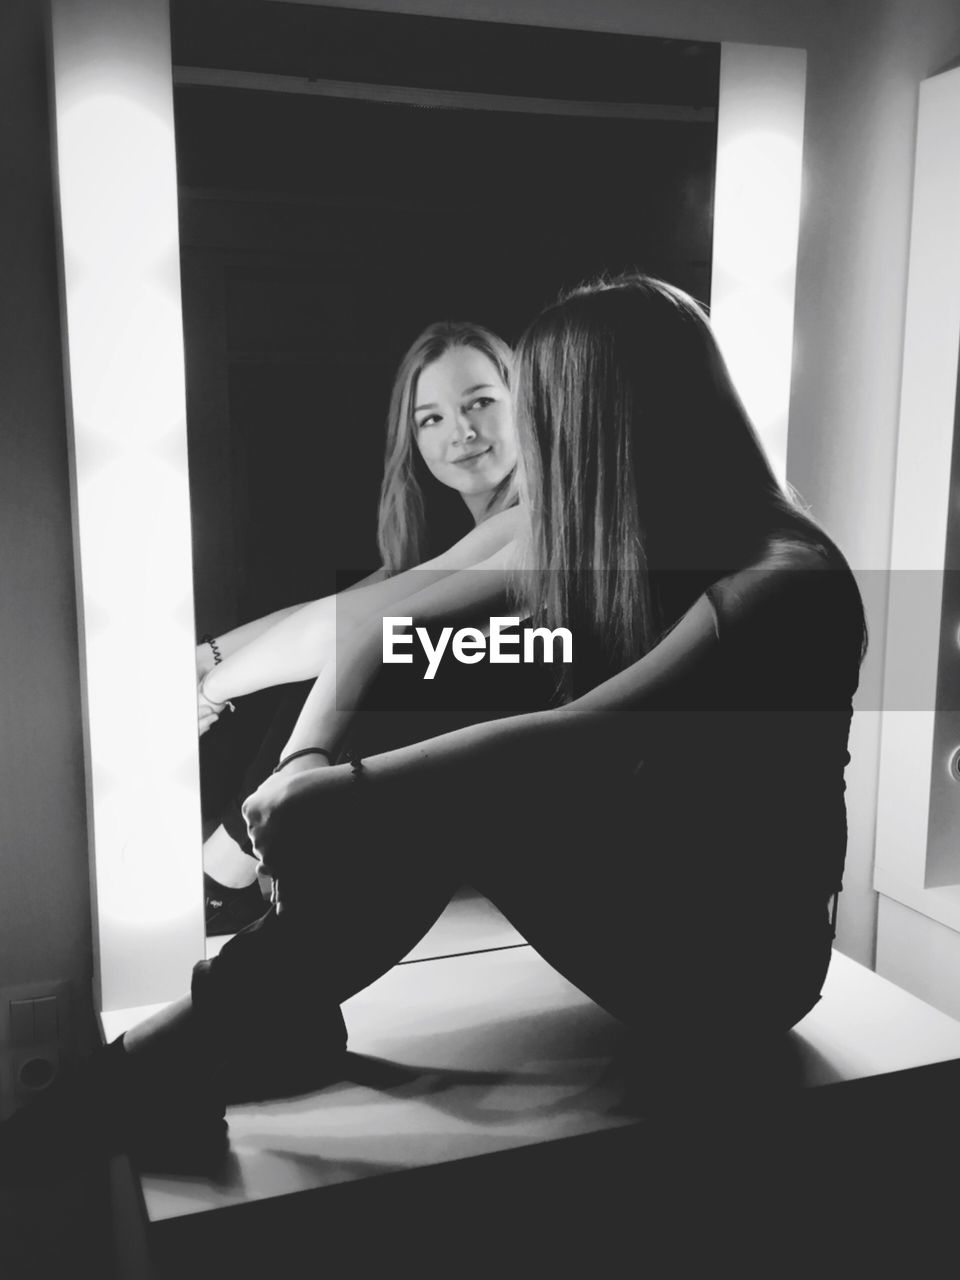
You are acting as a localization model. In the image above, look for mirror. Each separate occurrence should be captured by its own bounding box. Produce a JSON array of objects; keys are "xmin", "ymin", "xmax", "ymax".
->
[
  {"xmin": 49, "ymin": 0, "xmax": 803, "ymax": 1007},
  {"xmin": 170, "ymin": 1, "xmax": 721, "ymax": 948}
]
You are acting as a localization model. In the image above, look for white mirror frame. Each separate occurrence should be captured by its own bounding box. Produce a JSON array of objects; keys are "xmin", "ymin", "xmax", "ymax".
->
[
  {"xmin": 874, "ymin": 65, "xmax": 960, "ymax": 933},
  {"xmin": 48, "ymin": 0, "xmax": 806, "ymax": 1016}
]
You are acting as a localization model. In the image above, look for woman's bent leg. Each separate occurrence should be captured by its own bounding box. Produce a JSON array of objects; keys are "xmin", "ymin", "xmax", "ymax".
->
[
  {"xmin": 189, "ymin": 810, "xmax": 464, "ymax": 1098},
  {"xmin": 462, "ymin": 782, "xmax": 833, "ymax": 1054},
  {"xmin": 195, "ymin": 657, "xmax": 557, "ymax": 1079},
  {"xmin": 217, "ymin": 682, "xmax": 314, "ymax": 857}
]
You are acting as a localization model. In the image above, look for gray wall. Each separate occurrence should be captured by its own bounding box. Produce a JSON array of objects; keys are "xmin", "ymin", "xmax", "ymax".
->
[
  {"xmin": 0, "ymin": 0, "xmax": 93, "ymax": 1056},
  {"xmin": 2, "ymin": 0, "xmax": 960, "ymax": 1039}
]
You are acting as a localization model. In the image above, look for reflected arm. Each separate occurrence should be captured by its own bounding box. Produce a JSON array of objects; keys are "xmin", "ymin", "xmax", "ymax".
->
[
  {"xmin": 276, "ymin": 539, "xmax": 519, "ymax": 763},
  {"xmin": 200, "ymin": 507, "xmax": 520, "ymax": 704},
  {"xmin": 195, "ymin": 570, "xmax": 387, "ymax": 685},
  {"xmin": 201, "ymin": 567, "xmax": 387, "ymax": 665}
]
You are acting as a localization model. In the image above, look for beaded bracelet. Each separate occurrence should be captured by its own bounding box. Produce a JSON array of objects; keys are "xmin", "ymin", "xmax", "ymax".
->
[{"xmin": 272, "ymin": 747, "xmax": 333, "ymax": 775}]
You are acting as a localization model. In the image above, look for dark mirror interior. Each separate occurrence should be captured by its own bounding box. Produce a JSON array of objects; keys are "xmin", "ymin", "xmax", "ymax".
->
[{"xmin": 172, "ymin": 0, "xmax": 719, "ymax": 622}]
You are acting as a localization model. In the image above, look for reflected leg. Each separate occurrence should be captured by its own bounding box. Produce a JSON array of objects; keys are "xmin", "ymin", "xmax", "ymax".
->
[
  {"xmin": 204, "ymin": 683, "xmax": 315, "ymax": 931},
  {"xmin": 212, "ymin": 681, "xmax": 314, "ymax": 865}
]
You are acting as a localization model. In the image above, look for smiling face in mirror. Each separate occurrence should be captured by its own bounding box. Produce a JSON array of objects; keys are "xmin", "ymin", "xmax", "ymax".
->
[{"xmin": 412, "ymin": 346, "xmax": 518, "ymax": 521}]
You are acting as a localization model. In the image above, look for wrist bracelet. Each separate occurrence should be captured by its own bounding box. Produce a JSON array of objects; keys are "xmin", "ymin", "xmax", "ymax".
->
[
  {"xmin": 272, "ymin": 747, "xmax": 333, "ymax": 775},
  {"xmin": 200, "ymin": 633, "xmax": 223, "ymax": 666}
]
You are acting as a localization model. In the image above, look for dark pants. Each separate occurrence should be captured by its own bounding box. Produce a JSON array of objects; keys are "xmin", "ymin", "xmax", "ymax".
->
[
  {"xmin": 195, "ymin": 655, "xmax": 833, "ymax": 1086},
  {"xmin": 193, "ymin": 759, "xmax": 833, "ymax": 1089}
]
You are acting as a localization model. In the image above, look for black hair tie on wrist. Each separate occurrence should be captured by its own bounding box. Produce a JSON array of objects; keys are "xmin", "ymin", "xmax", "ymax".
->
[
  {"xmin": 272, "ymin": 747, "xmax": 333, "ymax": 775},
  {"xmin": 200, "ymin": 633, "xmax": 223, "ymax": 666}
]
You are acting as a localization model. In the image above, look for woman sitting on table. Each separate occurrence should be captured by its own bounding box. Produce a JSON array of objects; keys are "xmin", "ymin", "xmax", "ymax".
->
[{"xmin": 2, "ymin": 274, "xmax": 866, "ymax": 1172}]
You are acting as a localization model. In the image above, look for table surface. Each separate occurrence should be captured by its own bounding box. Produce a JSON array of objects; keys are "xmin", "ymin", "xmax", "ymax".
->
[{"xmin": 100, "ymin": 892, "xmax": 960, "ymax": 1225}]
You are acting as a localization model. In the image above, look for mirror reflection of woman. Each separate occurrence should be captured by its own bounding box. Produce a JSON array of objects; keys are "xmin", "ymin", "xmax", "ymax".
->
[
  {"xmin": 2, "ymin": 275, "xmax": 867, "ymax": 1175},
  {"xmin": 198, "ymin": 322, "xmax": 527, "ymax": 931}
]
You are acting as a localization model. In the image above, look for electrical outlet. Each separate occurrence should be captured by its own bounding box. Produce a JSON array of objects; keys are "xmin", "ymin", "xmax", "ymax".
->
[{"xmin": 0, "ymin": 979, "xmax": 73, "ymax": 1119}]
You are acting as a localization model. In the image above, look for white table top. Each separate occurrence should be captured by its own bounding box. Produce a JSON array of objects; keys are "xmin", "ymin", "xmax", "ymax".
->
[{"xmin": 101, "ymin": 896, "xmax": 960, "ymax": 1225}]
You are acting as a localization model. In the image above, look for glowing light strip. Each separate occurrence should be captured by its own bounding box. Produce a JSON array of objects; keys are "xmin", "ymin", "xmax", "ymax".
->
[
  {"xmin": 711, "ymin": 44, "xmax": 806, "ymax": 487},
  {"xmin": 874, "ymin": 66, "xmax": 960, "ymax": 909},
  {"xmin": 50, "ymin": 0, "xmax": 203, "ymax": 1011}
]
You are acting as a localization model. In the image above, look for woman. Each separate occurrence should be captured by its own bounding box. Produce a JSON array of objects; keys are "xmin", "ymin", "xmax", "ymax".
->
[
  {"xmin": 197, "ymin": 317, "xmax": 521, "ymax": 712},
  {"xmin": 199, "ymin": 320, "xmax": 527, "ymax": 931},
  {"xmin": 3, "ymin": 275, "xmax": 866, "ymax": 1173},
  {"xmin": 230, "ymin": 275, "xmax": 866, "ymax": 1043}
]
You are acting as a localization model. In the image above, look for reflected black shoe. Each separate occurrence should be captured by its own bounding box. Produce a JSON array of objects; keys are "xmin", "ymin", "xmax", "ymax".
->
[{"xmin": 205, "ymin": 875, "xmax": 269, "ymax": 936}]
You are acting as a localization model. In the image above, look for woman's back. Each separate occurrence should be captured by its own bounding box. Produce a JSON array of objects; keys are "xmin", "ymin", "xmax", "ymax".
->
[
  {"xmin": 601, "ymin": 536, "xmax": 864, "ymax": 1030},
  {"xmin": 698, "ymin": 536, "xmax": 862, "ymax": 889}
]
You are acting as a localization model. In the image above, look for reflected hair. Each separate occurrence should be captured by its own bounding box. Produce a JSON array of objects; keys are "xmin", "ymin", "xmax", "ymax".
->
[
  {"xmin": 513, "ymin": 273, "xmax": 865, "ymax": 691},
  {"xmin": 377, "ymin": 321, "xmax": 517, "ymax": 574}
]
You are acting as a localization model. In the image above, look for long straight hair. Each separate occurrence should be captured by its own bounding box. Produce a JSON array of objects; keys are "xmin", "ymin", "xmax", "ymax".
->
[
  {"xmin": 377, "ymin": 321, "xmax": 518, "ymax": 573},
  {"xmin": 514, "ymin": 275, "xmax": 865, "ymax": 691}
]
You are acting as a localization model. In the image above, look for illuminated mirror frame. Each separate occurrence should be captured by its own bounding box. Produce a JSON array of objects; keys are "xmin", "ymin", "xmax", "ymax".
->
[
  {"xmin": 48, "ymin": 0, "xmax": 806, "ymax": 1016},
  {"xmin": 874, "ymin": 66, "xmax": 960, "ymax": 937}
]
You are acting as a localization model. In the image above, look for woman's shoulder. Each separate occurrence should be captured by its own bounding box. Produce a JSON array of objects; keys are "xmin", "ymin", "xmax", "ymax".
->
[
  {"xmin": 423, "ymin": 506, "xmax": 521, "ymax": 573},
  {"xmin": 743, "ymin": 531, "xmax": 841, "ymax": 576},
  {"xmin": 705, "ymin": 530, "xmax": 862, "ymax": 643},
  {"xmin": 702, "ymin": 530, "xmax": 865, "ymax": 703}
]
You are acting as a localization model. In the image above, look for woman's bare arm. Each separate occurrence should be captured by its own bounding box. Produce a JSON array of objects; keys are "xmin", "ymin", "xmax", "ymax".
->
[
  {"xmin": 243, "ymin": 583, "xmax": 722, "ymax": 869},
  {"xmin": 196, "ymin": 569, "xmax": 388, "ymax": 699},
  {"xmin": 196, "ymin": 573, "xmax": 391, "ymax": 733},
  {"xmin": 200, "ymin": 507, "xmax": 521, "ymax": 705},
  {"xmin": 196, "ymin": 603, "xmax": 304, "ymax": 688},
  {"xmin": 275, "ymin": 540, "xmax": 518, "ymax": 765}
]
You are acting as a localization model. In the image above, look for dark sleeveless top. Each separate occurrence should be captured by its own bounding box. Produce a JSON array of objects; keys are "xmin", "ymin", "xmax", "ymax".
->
[
  {"xmin": 702, "ymin": 542, "xmax": 862, "ymax": 907},
  {"xmin": 613, "ymin": 539, "xmax": 864, "ymax": 1017}
]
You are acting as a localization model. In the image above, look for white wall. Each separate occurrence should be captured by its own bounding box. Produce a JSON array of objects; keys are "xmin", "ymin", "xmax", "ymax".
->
[{"xmin": 3, "ymin": 0, "xmax": 960, "ymax": 1031}]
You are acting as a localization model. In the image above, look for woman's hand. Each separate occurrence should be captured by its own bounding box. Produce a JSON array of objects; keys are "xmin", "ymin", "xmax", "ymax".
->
[
  {"xmin": 242, "ymin": 762, "xmax": 345, "ymax": 876},
  {"xmin": 241, "ymin": 772, "xmax": 289, "ymax": 873},
  {"xmin": 198, "ymin": 683, "xmax": 223, "ymax": 735},
  {"xmin": 198, "ymin": 697, "xmax": 220, "ymax": 736},
  {"xmin": 197, "ymin": 678, "xmax": 235, "ymax": 736},
  {"xmin": 197, "ymin": 643, "xmax": 220, "ymax": 733}
]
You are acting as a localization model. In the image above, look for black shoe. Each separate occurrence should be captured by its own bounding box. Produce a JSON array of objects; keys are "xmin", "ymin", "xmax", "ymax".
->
[
  {"xmin": 0, "ymin": 1037, "xmax": 228, "ymax": 1184},
  {"xmin": 205, "ymin": 875, "xmax": 269, "ymax": 936},
  {"xmin": 223, "ymin": 1012, "xmax": 349, "ymax": 1104}
]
